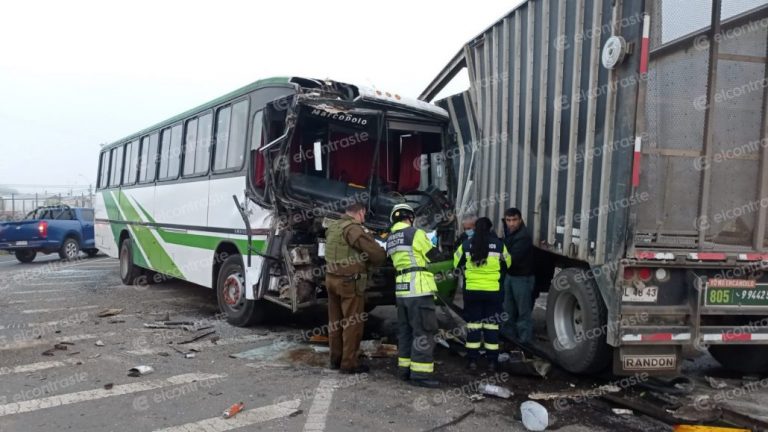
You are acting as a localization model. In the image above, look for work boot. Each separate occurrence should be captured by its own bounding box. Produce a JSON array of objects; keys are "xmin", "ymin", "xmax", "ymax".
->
[
  {"xmin": 466, "ymin": 360, "xmax": 478, "ymax": 372},
  {"xmin": 409, "ymin": 378, "xmax": 440, "ymax": 389},
  {"xmin": 339, "ymin": 364, "xmax": 370, "ymax": 374},
  {"xmin": 398, "ymin": 368, "xmax": 410, "ymax": 381}
]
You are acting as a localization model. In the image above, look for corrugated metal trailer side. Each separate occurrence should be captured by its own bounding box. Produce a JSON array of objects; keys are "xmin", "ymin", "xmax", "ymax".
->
[{"xmin": 424, "ymin": 1, "xmax": 768, "ymax": 375}]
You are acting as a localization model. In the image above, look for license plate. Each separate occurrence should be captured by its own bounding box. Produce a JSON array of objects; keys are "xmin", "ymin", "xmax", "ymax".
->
[
  {"xmin": 622, "ymin": 285, "xmax": 658, "ymax": 303},
  {"xmin": 15, "ymin": 241, "xmax": 28, "ymax": 246},
  {"xmin": 705, "ymin": 281, "xmax": 768, "ymax": 307}
]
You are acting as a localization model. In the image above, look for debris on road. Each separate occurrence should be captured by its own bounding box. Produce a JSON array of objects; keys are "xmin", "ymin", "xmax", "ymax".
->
[
  {"xmin": 309, "ymin": 334, "xmax": 329, "ymax": 344},
  {"xmin": 359, "ymin": 340, "xmax": 398, "ymax": 358},
  {"xmin": 41, "ymin": 348, "xmax": 56, "ymax": 356},
  {"xmin": 88, "ymin": 353, "xmax": 101, "ymax": 359},
  {"xmin": 95, "ymin": 340, "xmax": 105, "ymax": 347},
  {"xmin": 53, "ymin": 343, "xmax": 68, "ymax": 351},
  {"xmin": 673, "ymin": 426, "xmax": 750, "ymax": 432},
  {"xmin": 128, "ymin": 365, "xmax": 154, "ymax": 377},
  {"xmin": 178, "ymin": 330, "xmax": 216, "ymax": 345},
  {"xmin": 468, "ymin": 394, "xmax": 485, "ymax": 402},
  {"xmin": 222, "ymin": 402, "xmax": 245, "ymax": 419},
  {"xmin": 423, "ymin": 407, "xmax": 474, "ymax": 432},
  {"xmin": 479, "ymin": 383, "xmax": 512, "ymax": 399},
  {"xmin": 706, "ymin": 376, "xmax": 728, "ymax": 389},
  {"xmin": 97, "ymin": 308, "xmax": 123, "ymax": 318},
  {"xmin": 501, "ymin": 350, "xmax": 551, "ymax": 378},
  {"xmin": 184, "ymin": 353, "xmax": 196, "ymax": 359},
  {"xmin": 103, "ymin": 383, "xmax": 114, "ymax": 390},
  {"xmin": 529, "ymin": 383, "xmax": 620, "ymax": 401},
  {"xmin": 612, "ymin": 408, "xmax": 633, "ymax": 415},
  {"xmin": 520, "ymin": 401, "xmax": 548, "ymax": 431},
  {"xmin": 312, "ymin": 346, "xmax": 330, "ymax": 353}
]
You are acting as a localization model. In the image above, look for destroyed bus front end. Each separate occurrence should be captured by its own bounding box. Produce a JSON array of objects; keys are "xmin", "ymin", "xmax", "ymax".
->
[{"xmin": 239, "ymin": 78, "xmax": 459, "ymax": 316}]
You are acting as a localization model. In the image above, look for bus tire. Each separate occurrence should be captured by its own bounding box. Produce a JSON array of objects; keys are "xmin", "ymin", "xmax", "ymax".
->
[
  {"xmin": 15, "ymin": 250, "xmax": 36, "ymax": 263},
  {"xmin": 709, "ymin": 345, "xmax": 768, "ymax": 374},
  {"xmin": 546, "ymin": 267, "xmax": 611, "ymax": 374},
  {"xmin": 59, "ymin": 237, "xmax": 80, "ymax": 260},
  {"xmin": 217, "ymin": 254, "xmax": 265, "ymax": 327},
  {"xmin": 119, "ymin": 238, "xmax": 143, "ymax": 285}
]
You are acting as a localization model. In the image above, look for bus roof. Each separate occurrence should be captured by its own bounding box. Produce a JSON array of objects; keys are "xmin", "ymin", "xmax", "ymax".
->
[{"xmin": 101, "ymin": 76, "xmax": 447, "ymax": 151}]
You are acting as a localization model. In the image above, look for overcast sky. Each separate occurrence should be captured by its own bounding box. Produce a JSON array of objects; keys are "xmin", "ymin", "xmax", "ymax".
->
[{"xmin": 0, "ymin": 0, "xmax": 520, "ymax": 194}]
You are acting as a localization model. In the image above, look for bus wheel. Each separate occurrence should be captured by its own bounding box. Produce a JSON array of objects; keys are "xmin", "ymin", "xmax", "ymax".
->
[
  {"xmin": 119, "ymin": 238, "xmax": 143, "ymax": 285},
  {"xmin": 14, "ymin": 250, "xmax": 36, "ymax": 263},
  {"xmin": 546, "ymin": 267, "xmax": 611, "ymax": 374},
  {"xmin": 217, "ymin": 255, "xmax": 266, "ymax": 327},
  {"xmin": 709, "ymin": 345, "xmax": 768, "ymax": 374}
]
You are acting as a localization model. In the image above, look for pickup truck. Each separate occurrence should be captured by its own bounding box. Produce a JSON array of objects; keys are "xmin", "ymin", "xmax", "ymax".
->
[{"xmin": 0, "ymin": 205, "xmax": 98, "ymax": 263}]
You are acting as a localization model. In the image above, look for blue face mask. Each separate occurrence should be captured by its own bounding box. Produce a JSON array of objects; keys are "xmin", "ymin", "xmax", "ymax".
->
[{"xmin": 465, "ymin": 229, "xmax": 475, "ymax": 238}]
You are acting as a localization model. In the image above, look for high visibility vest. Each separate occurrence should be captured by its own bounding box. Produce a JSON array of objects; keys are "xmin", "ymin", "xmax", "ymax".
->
[
  {"xmin": 453, "ymin": 237, "xmax": 511, "ymax": 291},
  {"xmin": 386, "ymin": 221, "xmax": 437, "ymax": 298}
]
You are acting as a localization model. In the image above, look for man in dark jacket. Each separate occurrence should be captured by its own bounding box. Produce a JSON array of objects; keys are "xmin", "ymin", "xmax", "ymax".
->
[{"xmin": 501, "ymin": 207, "xmax": 535, "ymax": 344}]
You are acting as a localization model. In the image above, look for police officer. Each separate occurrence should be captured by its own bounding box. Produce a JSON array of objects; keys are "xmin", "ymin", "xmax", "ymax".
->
[
  {"xmin": 386, "ymin": 204, "xmax": 440, "ymax": 388},
  {"xmin": 325, "ymin": 201, "xmax": 386, "ymax": 374},
  {"xmin": 453, "ymin": 217, "xmax": 511, "ymax": 372}
]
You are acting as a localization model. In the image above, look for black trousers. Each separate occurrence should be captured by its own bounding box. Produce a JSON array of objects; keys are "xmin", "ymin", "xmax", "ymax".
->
[{"xmin": 463, "ymin": 290, "xmax": 502, "ymax": 360}]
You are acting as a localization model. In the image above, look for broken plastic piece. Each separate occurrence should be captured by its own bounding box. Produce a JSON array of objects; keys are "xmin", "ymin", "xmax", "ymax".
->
[
  {"xmin": 479, "ymin": 383, "xmax": 512, "ymax": 399},
  {"xmin": 521, "ymin": 401, "xmax": 549, "ymax": 431},
  {"xmin": 95, "ymin": 340, "xmax": 105, "ymax": 347},
  {"xmin": 612, "ymin": 408, "xmax": 633, "ymax": 415},
  {"xmin": 222, "ymin": 402, "xmax": 245, "ymax": 419},
  {"xmin": 128, "ymin": 365, "xmax": 154, "ymax": 377}
]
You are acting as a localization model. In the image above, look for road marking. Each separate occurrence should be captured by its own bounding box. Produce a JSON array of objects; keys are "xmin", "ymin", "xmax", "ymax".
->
[
  {"xmin": 125, "ymin": 334, "xmax": 273, "ymax": 356},
  {"xmin": 11, "ymin": 289, "xmax": 77, "ymax": 295},
  {"xmin": 0, "ymin": 359, "xmax": 82, "ymax": 375},
  {"xmin": 16, "ymin": 282, "xmax": 88, "ymax": 287},
  {"xmin": 303, "ymin": 379, "xmax": 338, "ymax": 432},
  {"xmin": 153, "ymin": 399, "xmax": 301, "ymax": 432},
  {"xmin": 0, "ymin": 372, "xmax": 225, "ymax": 417},
  {"xmin": 7, "ymin": 297, "xmax": 68, "ymax": 305},
  {"xmin": 21, "ymin": 305, "xmax": 100, "ymax": 314},
  {"xmin": 0, "ymin": 332, "xmax": 115, "ymax": 351}
]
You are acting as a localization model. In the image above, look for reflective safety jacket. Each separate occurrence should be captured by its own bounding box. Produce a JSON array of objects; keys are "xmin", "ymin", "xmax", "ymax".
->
[
  {"xmin": 386, "ymin": 221, "xmax": 437, "ymax": 297},
  {"xmin": 453, "ymin": 236, "xmax": 511, "ymax": 291}
]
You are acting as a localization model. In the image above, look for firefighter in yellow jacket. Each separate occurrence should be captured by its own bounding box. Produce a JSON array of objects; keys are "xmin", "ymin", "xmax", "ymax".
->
[{"xmin": 386, "ymin": 204, "xmax": 440, "ymax": 388}]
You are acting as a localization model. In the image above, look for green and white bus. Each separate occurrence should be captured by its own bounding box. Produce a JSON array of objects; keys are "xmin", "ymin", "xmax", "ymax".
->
[{"xmin": 95, "ymin": 77, "xmax": 459, "ymax": 326}]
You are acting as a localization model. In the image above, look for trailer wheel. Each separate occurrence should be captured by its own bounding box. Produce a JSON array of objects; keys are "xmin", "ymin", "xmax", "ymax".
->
[
  {"xmin": 14, "ymin": 250, "xmax": 36, "ymax": 263},
  {"xmin": 59, "ymin": 237, "xmax": 80, "ymax": 260},
  {"xmin": 709, "ymin": 345, "xmax": 768, "ymax": 374},
  {"xmin": 546, "ymin": 267, "xmax": 611, "ymax": 374},
  {"xmin": 119, "ymin": 238, "xmax": 143, "ymax": 285},
  {"xmin": 217, "ymin": 254, "xmax": 266, "ymax": 327}
]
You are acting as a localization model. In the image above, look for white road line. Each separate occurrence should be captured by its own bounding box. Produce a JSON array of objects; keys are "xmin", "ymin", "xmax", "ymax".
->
[
  {"xmin": 11, "ymin": 289, "xmax": 77, "ymax": 295},
  {"xmin": 22, "ymin": 305, "xmax": 100, "ymax": 314},
  {"xmin": 303, "ymin": 379, "xmax": 338, "ymax": 432},
  {"xmin": 0, "ymin": 332, "xmax": 115, "ymax": 351},
  {"xmin": 16, "ymin": 282, "xmax": 88, "ymax": 287},
  {"xmin": 8, "ymin": 297, "xmax": 68, "ymax": 305},
  {"xmin": 0, "ymin": 373, "xmax": 225, "ymax": 417},
  {"xmin": 0, "ymin": 359, "xmax": 81, "ymax": 376},
  {"xmin": 153, "ymin": 399, "xmax": 301, "ymax": 432},
  {"xmin": 125, "ymin": 334, "xmax": 273, "ymax": 356}
]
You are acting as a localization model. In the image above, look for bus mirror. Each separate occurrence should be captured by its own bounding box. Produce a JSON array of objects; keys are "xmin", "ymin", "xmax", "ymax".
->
[{"xmin": 313, "ymin": 139, "xmax": 323, "ymax": 171}]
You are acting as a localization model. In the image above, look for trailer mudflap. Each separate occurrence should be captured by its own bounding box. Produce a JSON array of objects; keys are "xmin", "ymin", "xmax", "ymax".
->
[{"xmin": 614, "ymin": 345, "xmax": 681, "ymax": 376}]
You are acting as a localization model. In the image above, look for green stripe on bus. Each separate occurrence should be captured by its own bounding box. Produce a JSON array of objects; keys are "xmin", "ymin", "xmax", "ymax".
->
[
  {"xmin": 132, "ymin": 199, "xmax": 266, "ymax": 254},
  {"xmin": 114, "ymin": 191, "xmax": 185, "ymax": 280},
  {"xmin": 102, "ymin": 192, "xmax": 150, "ymax": 269}
]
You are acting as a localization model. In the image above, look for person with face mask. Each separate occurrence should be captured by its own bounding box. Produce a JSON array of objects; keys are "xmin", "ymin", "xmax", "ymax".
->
[{"xmin": 453, "ymin": 217, "xmax": 511, "ymax": 372}]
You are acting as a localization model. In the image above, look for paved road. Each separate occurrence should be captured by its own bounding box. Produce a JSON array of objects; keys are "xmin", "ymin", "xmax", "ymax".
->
[{"xmin": 0, "ymin": 253, "xmax": 672, "ymax": 431}]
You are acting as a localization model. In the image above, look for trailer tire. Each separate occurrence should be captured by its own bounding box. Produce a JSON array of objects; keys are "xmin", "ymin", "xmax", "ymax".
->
[
  {"xmin": 14, "ymin": 250, "xmax": 36, "ymax": 263},
  {"xmin": 217, "ymin": 254, "xmax": 266, "ymax": 327},
  {"xmin": 119, "ymin": 238, "xmax": 143, "ymax": 285},
  {"xmin": 709, "ymin": 345, "xmax": 768, "ymax": 374},
  {"xmin": 546, "ymin": 267, "xmax": 611, "ymax": 374}
]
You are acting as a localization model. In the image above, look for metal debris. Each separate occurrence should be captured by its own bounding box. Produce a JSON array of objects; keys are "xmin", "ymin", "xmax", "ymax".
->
[
  {"xmin": 177, "ymin": 331, "xmax": 216, "ymax": 345},
  {"xmin": 128, "ymin": 365, "xmax": 154, "ymax": 377},
  {"xmin": 706, "ymin": 376, "xmax": 728, "ymax": 389},
  {"xmin": 95, "ymin": 340, "xmax": 105, "ymax": 347},
  {"xmin": 97, "ymin": 308, "xmax": 123, "ymax": 318}
]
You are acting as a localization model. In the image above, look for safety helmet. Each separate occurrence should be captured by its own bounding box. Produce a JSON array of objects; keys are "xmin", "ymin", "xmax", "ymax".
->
[{"xmin": 390, "ymin": 203, "xmax": 415, "ymax": 223}]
